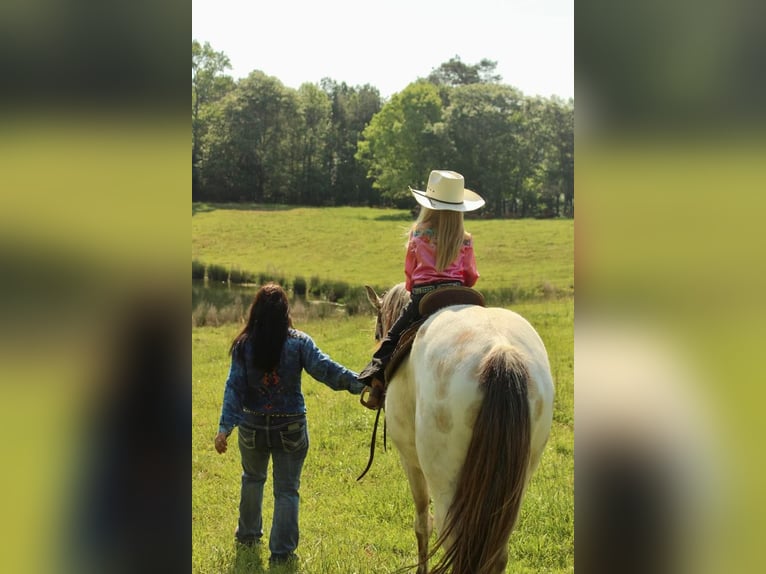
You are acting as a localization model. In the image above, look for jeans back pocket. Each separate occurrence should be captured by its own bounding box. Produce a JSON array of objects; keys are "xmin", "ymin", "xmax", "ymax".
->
[
  {"xmin": 279, "ymin": 422, "xmax": 308, "ymax": 453},
  {"xmin": 238, "ymin": 426, "xmax": 257, "ymax": 450}
]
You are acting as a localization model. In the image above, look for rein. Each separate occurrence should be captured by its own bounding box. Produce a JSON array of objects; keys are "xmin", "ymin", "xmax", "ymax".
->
[{"xmin": 357, "ymin": 406, "xmax": 386, "ymax": 481}]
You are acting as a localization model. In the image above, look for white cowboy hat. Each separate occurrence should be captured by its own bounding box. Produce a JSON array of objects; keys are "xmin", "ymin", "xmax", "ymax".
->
[{"xmin": 409, "ymin": 170, "xmax": 485, "ymax": 212}]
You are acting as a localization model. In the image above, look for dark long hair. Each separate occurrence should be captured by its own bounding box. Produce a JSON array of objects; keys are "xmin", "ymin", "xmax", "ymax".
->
[{"xmin": 230, "ymin": 283, "xmax": 292, "ymax": 371}]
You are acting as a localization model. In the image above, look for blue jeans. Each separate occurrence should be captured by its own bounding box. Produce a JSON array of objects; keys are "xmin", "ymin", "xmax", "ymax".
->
[{"xmin": 236, "ymin": 413, "xmax": 309, "ymax": 557}]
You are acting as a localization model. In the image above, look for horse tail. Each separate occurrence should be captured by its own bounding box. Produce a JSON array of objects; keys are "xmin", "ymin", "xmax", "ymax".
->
[{"xmin": 429, "ymin": 344, "xmax": 531, "ymax": 574}]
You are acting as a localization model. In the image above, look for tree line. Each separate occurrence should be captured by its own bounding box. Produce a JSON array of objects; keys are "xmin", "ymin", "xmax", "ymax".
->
[{"xmin": 193, "ymin": 40, "xmax": 573, "ymax": 218}]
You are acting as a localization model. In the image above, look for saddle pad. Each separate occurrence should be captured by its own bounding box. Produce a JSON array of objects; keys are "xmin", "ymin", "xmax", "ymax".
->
[{"xmin": 385, "ymin": 287, "xmax": 485, "ymax": 381}]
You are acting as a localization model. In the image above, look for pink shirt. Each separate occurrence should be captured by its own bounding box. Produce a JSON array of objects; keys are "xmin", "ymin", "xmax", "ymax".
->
[{"xmin": 404, "ymin": 227, "xmax": 479, "ymax": 292}]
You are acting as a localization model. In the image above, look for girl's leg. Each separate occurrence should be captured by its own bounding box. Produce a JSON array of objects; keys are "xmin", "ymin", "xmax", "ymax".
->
[{"xmin": 358, "ymin": 300, "xmax": 420, "ymax": 384}]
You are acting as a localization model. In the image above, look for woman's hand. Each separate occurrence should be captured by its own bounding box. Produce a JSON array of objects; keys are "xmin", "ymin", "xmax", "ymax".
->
[{"xmin": 214, "ymin": 431, "xmax": 229, "ymax": 454}]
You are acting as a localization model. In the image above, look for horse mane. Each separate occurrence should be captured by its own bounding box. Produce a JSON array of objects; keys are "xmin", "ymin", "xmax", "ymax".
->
[{"xmin": 379, "ymin": 282, "xmax": 410, "ymax": 334}]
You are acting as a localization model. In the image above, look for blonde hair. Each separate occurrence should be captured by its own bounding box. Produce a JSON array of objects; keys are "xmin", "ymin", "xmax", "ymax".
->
[{"xmin": 410, "ymin": 208, "xmax": 466, "ymax": 271}]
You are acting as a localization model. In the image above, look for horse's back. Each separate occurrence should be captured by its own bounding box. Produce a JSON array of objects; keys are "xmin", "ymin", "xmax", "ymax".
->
[{"xmin": 414, "ymin": 304, "xmax": 553, "ymax": 405}]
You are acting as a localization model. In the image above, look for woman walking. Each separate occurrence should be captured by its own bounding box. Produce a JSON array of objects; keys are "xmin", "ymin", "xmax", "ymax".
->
[{"xmin": 214, "ymin": 283, "xmax": 364, "ymax": 565}]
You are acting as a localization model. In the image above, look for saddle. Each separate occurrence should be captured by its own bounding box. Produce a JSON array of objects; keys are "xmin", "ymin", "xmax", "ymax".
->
[
  {"xmin": 357, "ymin": 286, "xmax": 485, "ymax": 481},
  {"xmin": 384, "ymin": 286, "xmax": 485, "ymax": 382}
]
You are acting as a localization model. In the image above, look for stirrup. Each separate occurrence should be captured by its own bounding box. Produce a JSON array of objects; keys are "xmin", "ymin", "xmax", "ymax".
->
[{"xmin": 360, "ymin": 383, "xmax": 384, "ymax": 410}]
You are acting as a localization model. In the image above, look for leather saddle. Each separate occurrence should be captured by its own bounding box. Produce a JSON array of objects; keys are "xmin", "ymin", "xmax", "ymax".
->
[{"xmin": 383, "ymin": 286, "xmax": 485, "ymax": 381}]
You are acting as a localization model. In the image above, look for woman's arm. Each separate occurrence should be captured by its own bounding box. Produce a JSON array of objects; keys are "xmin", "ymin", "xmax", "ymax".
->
[
  {"xmin": 300, "ymin": 335, "xmax": 365, "ymax": 395},
  {"xmin": 217, "ymin": 351, "xmax": 245, "ymax": 436}
]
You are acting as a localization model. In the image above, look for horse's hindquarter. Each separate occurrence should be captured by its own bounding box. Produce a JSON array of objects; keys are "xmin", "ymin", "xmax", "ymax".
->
[{"xmin": 409, "ymin": 305, "xmax": 555, "ymax": 490}]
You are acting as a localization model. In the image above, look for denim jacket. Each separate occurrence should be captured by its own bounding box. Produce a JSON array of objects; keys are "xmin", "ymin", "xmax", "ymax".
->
[{"xmin": 218, "ymin": 329, "xmax": 363, "ymax": 434}]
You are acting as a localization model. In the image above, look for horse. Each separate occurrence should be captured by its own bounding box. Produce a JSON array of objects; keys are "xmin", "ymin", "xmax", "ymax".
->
[{"xmin": 364, "ymin": 283, "xmax": 554, "ymax": 574}]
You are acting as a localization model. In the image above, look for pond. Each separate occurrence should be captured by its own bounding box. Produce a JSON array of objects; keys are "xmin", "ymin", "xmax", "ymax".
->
[{"xmin": 192, "ymin": 280, "xmax": 371, "ymax": 326}]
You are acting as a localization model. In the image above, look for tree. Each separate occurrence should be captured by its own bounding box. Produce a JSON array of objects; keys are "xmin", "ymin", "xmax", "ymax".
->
[
  {"xmin": 427, "ymin": 56, "xmax": 502, "ymax": 87},
  {"xmin": 190, "ymin": 47, "xmax": 573, "ymax": 216},
  {"xmin": 192, "ymin": 40, "xmax": 233, "ymax": 198},
  {"xmin": 444, "ymin": 83, "xmax": 525, "ymax": 216},
  {"xmin": 356, "ymin": 81, "xmax": 448, "ymax": 205},
  {"xmin": 508, "ymin": 96, "xmax": 552, "ymax": 217},
  {"xmin": 321, "ymin": 80, "xmax": 382, "ymax": 205},
  {"xmin": 294, "ymin": 83, "xmax": 332, "ymax": 204},
  {"xmin": 546, "ymin": 97, "xmax": 574, "ymax": 217},
  {"xmin": 200, "ymin": 71, "xmax": 299, "ymax": 202},
  {"xmin": 524, "ymin": 97, "xmax": 574, "ymax": 218}
]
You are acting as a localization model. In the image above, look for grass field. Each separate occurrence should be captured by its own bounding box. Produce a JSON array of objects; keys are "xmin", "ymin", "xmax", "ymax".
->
[
  {"xmin": 192, "ymin": 204, "xmax": 573, "ymax": 573},
  {"xmin": 192, "ymin": 204, "xmax": 573, "ymax": 298}
]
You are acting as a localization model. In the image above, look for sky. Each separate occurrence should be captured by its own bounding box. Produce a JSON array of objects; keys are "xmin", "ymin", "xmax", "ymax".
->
[{"xmin": 192, "ymin": 0, "xmax": 573, "ymax": 100}]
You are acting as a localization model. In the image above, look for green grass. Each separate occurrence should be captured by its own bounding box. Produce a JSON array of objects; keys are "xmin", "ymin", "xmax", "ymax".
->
[
  {"xmin": 192, "ymin": 298, "xmax": 573, "ymax": 573},
  {"xmin": 192, "ymin": 204, "xmax": 573, "ymax": 298},
  {"xmin": 192, "ymin": 204, "xmax": 573, "ymax": 572}
]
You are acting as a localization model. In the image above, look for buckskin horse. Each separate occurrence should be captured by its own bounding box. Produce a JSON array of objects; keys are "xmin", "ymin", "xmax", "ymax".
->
[{"xmin": 363, "ymin": 283, "xmax": 554, "ymax": 574}]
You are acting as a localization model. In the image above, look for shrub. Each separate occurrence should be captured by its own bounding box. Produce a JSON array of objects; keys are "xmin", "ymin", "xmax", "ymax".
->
[
  {"xmin": 229, "ymin": 268, "xmax": 255, "ymax": 285},
  {"xmin": 293, "ymin": 276, "xmax": 307, "ymax": 297},
  {"xmin": 258, "ymin": 268, "xmax": 287, "ymax": 288},
  {"xmin": 207, "ymin": 264, "xmax": 228, "ymax": 283},
  {"xmin": 192, "ymin": 260, "xmax": 205, "ymax": 280},
  {"xmin": 309, "ymin": 275, "xmax": 322, "ymax": 297},
  {"xmin": 325, "ymin": 280, "xmax": 349, "ymax": 303},
  {"xmin": 342, "ymin": 286, "xmax": 373, "ymax": 316}
]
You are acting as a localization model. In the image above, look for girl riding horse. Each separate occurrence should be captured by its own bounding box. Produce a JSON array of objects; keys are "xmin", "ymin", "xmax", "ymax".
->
[{"xmin": 358, "ymin": 170, "xmax": 485, "ymax": 409}]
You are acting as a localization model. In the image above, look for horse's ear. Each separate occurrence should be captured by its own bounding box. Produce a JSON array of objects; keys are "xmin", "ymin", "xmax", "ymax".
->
[{"xmin": 364, "ymin": 285, "xmax": 382, "ymax": 311}]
